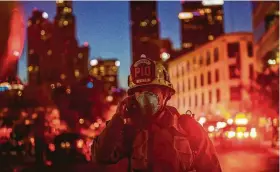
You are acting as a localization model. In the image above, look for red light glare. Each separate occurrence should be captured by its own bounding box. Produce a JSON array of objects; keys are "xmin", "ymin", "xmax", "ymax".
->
[
  {"xmin": 84, "ymin": 42, "xmax": 89, "ymax": 47},
  {"xmin": 33, "ymin": 7, "xmax": 38, "ymax": 11}
]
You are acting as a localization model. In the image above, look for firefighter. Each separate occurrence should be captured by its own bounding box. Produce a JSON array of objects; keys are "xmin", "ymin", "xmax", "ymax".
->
[{"xmin": 92, "ymin": 57, "xmax": 222, "ymax": 172}]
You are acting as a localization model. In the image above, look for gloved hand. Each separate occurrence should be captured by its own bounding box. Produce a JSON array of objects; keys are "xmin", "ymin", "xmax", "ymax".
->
[{"xmin": 115, "ymin": 95, "xmax": 143, "ymax": 127}]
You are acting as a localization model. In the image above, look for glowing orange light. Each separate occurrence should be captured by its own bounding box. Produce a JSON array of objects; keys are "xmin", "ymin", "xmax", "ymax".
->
[{"xmin": 77, "ymin": 139, "xmax": 84, "ymax": 148}]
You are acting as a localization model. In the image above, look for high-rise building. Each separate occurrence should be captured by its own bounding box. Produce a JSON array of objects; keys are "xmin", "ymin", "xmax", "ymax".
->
[
  {"xmin": 168, "ymin": 33, "xmax": 255, "ymax": 120},
  {"xmin": 130, "ymin": 1, "xmax": 160, "ymax": 63},
  {"xmin": 27, "ymin": 1, "xmax": 89, "ymax": 86},
  {"xmin": 252, "ymin": 2, "xmax": 279, "ymax": 71},
  {"xmin": 53, "ymin": 0, "xmax": 78, "ymax": 85},
  {"xmin": 89, "ymin": 58, "xmax": 120, "ymax": 93},
  {"xmin": 179, "ymin": 1, "xmax": 224, "ymax": 53},
  {"xmin": 54, "ymin": 0, "xmax": 76, "ymax": 40},
  {"xmin": 27, "ymin": 9, "xmax": 53, "ymax": 85}
]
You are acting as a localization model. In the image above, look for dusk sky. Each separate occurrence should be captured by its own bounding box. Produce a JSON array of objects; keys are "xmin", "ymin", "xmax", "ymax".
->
[{"xmin": 19, "ymin": 1, "xmax": 252, "ymax": 88}]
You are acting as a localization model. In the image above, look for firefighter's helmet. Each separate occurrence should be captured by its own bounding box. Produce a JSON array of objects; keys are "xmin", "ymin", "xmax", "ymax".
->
[{"xmin": 127, "ymin": 57, "xmax": 175, "ymax": 95}]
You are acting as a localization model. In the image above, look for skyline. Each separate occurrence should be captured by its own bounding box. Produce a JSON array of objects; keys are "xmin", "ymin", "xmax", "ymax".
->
[{"xmin": 19, "ymin": 1, "xmax": 252, "ymax": 88}]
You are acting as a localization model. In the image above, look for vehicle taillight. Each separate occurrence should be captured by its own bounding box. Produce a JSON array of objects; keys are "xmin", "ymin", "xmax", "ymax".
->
[{"xmin": 77, "ymin": 139, "xmax": 84, "ymax": 149}]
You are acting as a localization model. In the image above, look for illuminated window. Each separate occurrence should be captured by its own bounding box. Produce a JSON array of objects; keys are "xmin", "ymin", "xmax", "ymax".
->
[
  {"xmin": 216, "ymin": 15, "xmax": 223, "ymax": 21},
  {"xmin": 205, "ymin": 8, "xmax": 212, "ymax": 13},
  {"xmin": 47, "ymin": 50, "xmax": 52, "ymax": 55},
  {"xmin": 200, "ymin": 74, "xmax": 204, "ymax": 87},
  {"xmin": 207, "ymin": 71, "xmax": 211, "ymax": 85},
  {"xmin": 208, "ymin": 35, "xmax": 214, "ymax": 41},
  {"xmin": 63, "ymin": 7, "xmax": 72, "ymax": 13},
  {"xmin": 230, "ymin": 87, "xmax": 241, "ymax": 101},
  {"xmin": 199, "ymin": 9, "xmax": 205, "ymax": 15},
  {"xmin": 28, "ymin": 66, "xmax": 33, "ymax": 72},
  {"xmin": 56, "ymin": 0, "xmax": 64, "ymax": 3},
  {"xmin": 63, "ymin": 20, "xmax": 68, "ymax": 26},
  {"xmin": 109, "ymin": 77, "xmax": 115, "ymax": 82},
  {"xmin": 216, "ymin": 89, "xmax": 221, "ymax": 102},
  {"xmin": 214, "ymin": 48, "xmax": 219, "ymax": 62},
  {"xmin": 75, "ymin": 70, "xmax": 80, "ymax": 77},
  {"xmin": 93, "ymin": 68, "xmax": 98, "ymax": 74},
  {"xmin": 206, "ymin": 51, "xmax": 211, "ymax": 65},
  {"xmin": 151, "ymin": 19, "xmax": 157, "ymax": 25},
  {"xmin": 215, "ymin": 69, "xmax": 219, "ymax": 82},
  {"xmin": 183, "ymin": 43, "xmax": 193, "ymax": 48},
  {"xmin": 78, "ymin": 53, "xmax": 83, "ymax": 59},
  {"xmin": 140, "ymin": 21, "xmax": 148, "ymax": 27}
]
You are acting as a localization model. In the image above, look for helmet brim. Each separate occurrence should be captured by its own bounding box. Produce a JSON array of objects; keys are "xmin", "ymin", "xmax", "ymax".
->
[{"xmin": 127, "ymin": 83, "xmax": 175, "ymax": 96}]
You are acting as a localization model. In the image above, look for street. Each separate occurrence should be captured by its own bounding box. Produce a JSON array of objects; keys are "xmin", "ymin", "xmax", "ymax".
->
[
  {"xmin": 216, "ymin": 145, "xmax": 279, "ymax": 172},
  {"xmin": 19, "ymin": 144, "xmax": 279, "ymax": 172}
]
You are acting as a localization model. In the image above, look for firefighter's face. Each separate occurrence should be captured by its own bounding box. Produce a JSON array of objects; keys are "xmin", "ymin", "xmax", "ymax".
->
[{"xmin": 133, "ymin": 86, "xmax": 167, "ymax": 106}]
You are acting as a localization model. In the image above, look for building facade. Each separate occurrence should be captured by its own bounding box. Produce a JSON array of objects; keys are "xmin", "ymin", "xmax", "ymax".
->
[
  {"xmin": 252, "ymin": 1, "xmax": 279, "ymax": 71},
  {"xmin": 168, "ymin": 33, "xmax": 255, "ymax": 120},
  {"xmin": 130, "ymin": 1, "xmax": 160, "ymax": 63},
  {"xmin": 27, "ymin": 9, "xmax": 53, "ymax": 85},
  {"xmin": 179, "ymin": 1, "xmax": 224, "ymax": 53}
]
